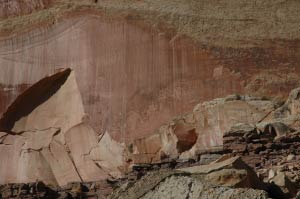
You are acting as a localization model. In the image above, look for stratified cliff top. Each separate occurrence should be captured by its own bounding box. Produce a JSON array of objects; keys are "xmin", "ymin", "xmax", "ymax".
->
[{"xmin": 1, "ymin": 0, "xmax": 300, "ymax": 48}]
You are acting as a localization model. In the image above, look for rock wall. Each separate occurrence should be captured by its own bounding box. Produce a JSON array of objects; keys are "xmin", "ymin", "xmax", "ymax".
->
[
  {"xmin": 0, "ymin": 12, "xmax": 300, "ymax": 144},
  {"xmin": 130, "ymin": 95, "xmax": 280, "ymax": 164}
]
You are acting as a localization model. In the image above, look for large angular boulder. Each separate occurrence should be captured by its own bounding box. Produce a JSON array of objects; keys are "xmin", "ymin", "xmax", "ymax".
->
[
  {"xmin": 0, "ymin": 69, "xmax": 125, "ymax": 186},
  {"xmin": 179, "ymin": 156, "xmax": 266, "ymax": 190}
]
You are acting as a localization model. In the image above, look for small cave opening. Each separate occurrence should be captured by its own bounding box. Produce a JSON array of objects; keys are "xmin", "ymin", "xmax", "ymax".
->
[{"xmin": 173, "ymin": 124, "xmax": 198, "ymax": 153}]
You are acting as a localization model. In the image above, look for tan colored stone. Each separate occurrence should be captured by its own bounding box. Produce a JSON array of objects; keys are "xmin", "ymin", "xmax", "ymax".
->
[
  {"xmin": 64, "ymin": 123, "xmax": 109, "ymax": 182},
  {"xmin": 40, "ymin": 140, "xmax": 81, "ymax": 186},
  {"xmin": 0, "ymin": 69, "xmax": 124, "ymax": 186},
  {"xmin": 179, "ymin": 156, "xmax": 266, "ymax": 190},
  {"xmin": 287, "ymin": 154, "xmax": 295, "ymax": 162},
  {"xmin": 90, "ymin": 132, "xmax": 126, "ymax": 178},
  {"xmin": 263, "ymin": 88, "xmax": 300, "ymax": 128},
  {"xmin": 0, "ymin": 133, "xmax": 59, "ymax": 185},
  {"xmin": 130, "ymin": 125, "xmax": 178, "ymax": 164},
  {"xmin": 21, "ymin": 128, "xmax": 60, "ymax": 151},
  {"xmin": 6, "ymin": 70, "xmax": 85, "ymax": 141},
  {"xmin": 193, "ymin": 97, "xmax": 277, "ymax": 151},
  {"xmin": 205, "ymin": 169, "xmax": 249, "ymax": 188},
  {"xmin": 130, "ymin": 95, "xmax": 278, "ymax": 164}
]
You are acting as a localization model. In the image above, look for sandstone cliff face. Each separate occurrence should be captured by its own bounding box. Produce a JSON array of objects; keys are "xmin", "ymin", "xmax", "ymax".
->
[
  {"xmin": 0, "ymin": 11, "xmax": 300, "ymax": 145},
  {"xmin": 0, "ymin": 1, "xmax": 300, "ymax": 195}
]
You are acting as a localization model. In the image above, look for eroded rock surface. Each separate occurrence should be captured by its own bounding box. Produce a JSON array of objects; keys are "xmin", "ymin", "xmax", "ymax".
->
[
  {"xmin": 0, "ymin": 69, "xmax": 125, "ymax": 186},
  {"xmin": 110, "ymin": 165, "xmax": 269, "ymax": 199},
  {"xmin": 130, "ymin": 95, "xmax": 279, "ymax": 164},
  {"xmin": 1, "ymin": 1, "xmax": 300, "ymax": 146}
]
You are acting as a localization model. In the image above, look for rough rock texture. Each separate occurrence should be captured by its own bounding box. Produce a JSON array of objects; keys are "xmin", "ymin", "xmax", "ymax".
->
[
  {"xmin": 178, "ymin": 156, "xmax": 266, "ymax": 190},
  {"xmin": 130, "ymin": 95, "xmax": 279, "ymax": 164},
  {"xmin": 0, "ymin": 180, "xmax": 113, "ymax": 199},
  {"xmin": 263, "ymin": 88, "xmax": 300, "ymax": 129},
  {"xmin": 0, "ymin": 1, "xmax": 300, "ymax": 198},
  {"xmin": 0, "ymin": 1, "xmax": 300, "ymax": 146},
  {"xmin": 0, "ymin": 69, "xmax": 125, "ymax": 186},
  {"xmin": 223, "ymin": 123, "xmax": 300, "ymax": 198},
  {"xmin": 109, "ymin": 170, "xmax": 269, "ymax": 199},
  {"xmin": 123, "ymin": 88, "xmax": 300, "ymax": 198}
]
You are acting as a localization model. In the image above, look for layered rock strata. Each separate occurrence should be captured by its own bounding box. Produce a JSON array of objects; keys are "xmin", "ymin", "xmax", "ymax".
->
[{"xmin": 1, "ymin": 1, "xmax": 300, "ymax": 145}]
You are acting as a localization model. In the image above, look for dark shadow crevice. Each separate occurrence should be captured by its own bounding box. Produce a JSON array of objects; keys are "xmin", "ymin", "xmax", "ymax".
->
[{"xmin": 0, "ymin": 68, "xmax": 71, "ymax": 131}]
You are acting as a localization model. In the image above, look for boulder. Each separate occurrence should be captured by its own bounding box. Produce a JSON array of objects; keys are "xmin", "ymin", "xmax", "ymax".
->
[
  {"xmin": 178, "ymin": 156, "xmax": 266, "ymax": 190},
  {"xmin": 0, "ymin": 69, "xmax": 124, "ymax": 186}
]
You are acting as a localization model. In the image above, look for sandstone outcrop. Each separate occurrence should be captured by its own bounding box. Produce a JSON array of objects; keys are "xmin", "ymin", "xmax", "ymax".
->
[
  {"xmin": 125, "ymin": 87, "xmax": 300, "ymax": 198},
  {"xmin": 130, "ymin": 95, "xmax": 279, "ymax": 164},
  {"xmin": 1, "ymin": 1, "xmax": 300, "ymax": 198},
  {"xmin": 179, "ymin": 156, "xmax": 266, "ymax": 190},
  {"xmin": 0, "ymin": 69, "xmax": 125, "ymax": 186},
  {"xmin": 1, "ymin": 0, "xmax": 300, "ymax": 147}
]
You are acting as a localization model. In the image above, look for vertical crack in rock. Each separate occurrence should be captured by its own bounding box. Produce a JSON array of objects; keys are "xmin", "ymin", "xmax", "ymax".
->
[
  {"xmin": 38, "ymin": 150, "xmax": 59, "ymax": 186},
  {"xmin": 0, "ymin": 69, "xmax": 71, "ymax": 131},
  {"xmin": 185, "ymin": 181, "xmax": 193, "ymax": 199},
  {"xmin": 65, "ymin": 148, "xmax": 84, "ymax": 183}
]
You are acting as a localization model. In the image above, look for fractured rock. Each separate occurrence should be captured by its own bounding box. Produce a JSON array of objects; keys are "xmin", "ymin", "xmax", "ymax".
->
[
  {"xmin": 64, "ymin": 123, "xmax": 109, "ymax": 182},
  {"xmin": 89, "ymin": 131, "xmax": 126, "ymax": 178},
  {"xmin": 263, "ymin": 88, "xmax": 300, "ymax": 128},
  {"xmin": 178, "ymin": 156, "xmax": 266, "ymax": 190},
  {"xmin": 130, "ymin": 95, "xmax": 278, "ymax": 164},
  {"xmin": 0, "ymin": 69, "xmax": 124, "ymax": 186},
  {"xmin": 205, "ymin": 168, "xmax": 249, "ymax": 188},
  {"xmin": 0, "ymin": 69, "xmax": 85, "ymax": 139},
  {"xmin": 130, "ymin": 125, "xmax": 178, "ymax": 164}
]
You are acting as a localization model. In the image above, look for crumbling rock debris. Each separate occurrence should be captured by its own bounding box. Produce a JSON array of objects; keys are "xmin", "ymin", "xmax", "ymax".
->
[
  {"xmin": 109, "ymin": 159, "xmax": 269, "ymax": 199},
  {"xmin": 0, "ymin": 180, "xmax": 113, "ymax": 199},
  {"xmin": 124, "ymin": 88, "xmax": 300, "ymax": 198},
  {"xmin": 0, "ymin": 69, "xmax": 125, "ymax": 186}
]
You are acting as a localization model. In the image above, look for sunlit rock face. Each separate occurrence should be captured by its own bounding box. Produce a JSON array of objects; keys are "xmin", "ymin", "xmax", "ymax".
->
[
  {"xmin": 0, "ymin": 69, "xmax": 125, "ymax": 186},
  {"xmin": 0, "ymin": 13, "xmax": 300, "ymax": 145}
]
